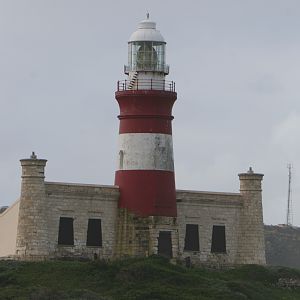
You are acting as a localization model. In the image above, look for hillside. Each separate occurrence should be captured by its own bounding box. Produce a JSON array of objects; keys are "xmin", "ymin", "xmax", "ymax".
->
[
  {"xmin": 265, "ymin": 225, "xmax": 300, "ymax": 269},
  {"xmin": 1, "ymin": 256, "xmax": 300, "ymax": 300}
]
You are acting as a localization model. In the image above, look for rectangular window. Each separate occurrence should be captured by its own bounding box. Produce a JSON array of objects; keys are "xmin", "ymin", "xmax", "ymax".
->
[
  {"xmin": 58, "ymin": 217, "xmax": 74, "ymax": 246},
  {"xmin": 211, "ymin": 225, "xmax": 226, "ymax": 253},
  {"xmin": 184, "ymin": 224, "xmax": 200, "ymax": 251},
  {"xmin": 86, "ymin": 219, "xmax": 102, "ymax": 247}
]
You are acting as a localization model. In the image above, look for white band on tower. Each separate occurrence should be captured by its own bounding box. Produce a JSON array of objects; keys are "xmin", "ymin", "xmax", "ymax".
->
[{"xmin": 118, "ymin": 133, "xmax": 174, "ymax": 171}]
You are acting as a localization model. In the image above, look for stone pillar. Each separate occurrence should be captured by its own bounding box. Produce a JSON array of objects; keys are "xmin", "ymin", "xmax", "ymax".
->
[
  {"xmin": 16, "ymin": 152, "xmax": 49, "ymax": 259},
  {"xmin": 236, "ymin": 167, "xmax": 266, "ymax": 264}
]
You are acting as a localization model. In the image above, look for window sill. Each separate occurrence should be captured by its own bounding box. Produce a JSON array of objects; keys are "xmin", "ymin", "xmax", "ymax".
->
[{"xmin": 184, "ymin": 250, "xmax": 200, "ymax": 254}]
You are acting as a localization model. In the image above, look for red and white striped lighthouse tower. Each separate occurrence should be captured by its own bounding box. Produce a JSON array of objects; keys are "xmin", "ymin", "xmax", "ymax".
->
[{"xmin": 115, "ymin": 15, "xmax": 177, "ymax": 217}]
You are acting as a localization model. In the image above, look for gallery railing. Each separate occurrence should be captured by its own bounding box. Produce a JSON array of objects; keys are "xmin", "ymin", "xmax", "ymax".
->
[{"xmin": 117, "ymin": 79, "xmax": 176, "ymax": 92}]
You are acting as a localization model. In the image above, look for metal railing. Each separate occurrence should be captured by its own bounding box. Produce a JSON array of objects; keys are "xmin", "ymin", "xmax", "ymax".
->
[{"xmin": 117, "ymin": 79, "xmax": 176, "ymax": 92}]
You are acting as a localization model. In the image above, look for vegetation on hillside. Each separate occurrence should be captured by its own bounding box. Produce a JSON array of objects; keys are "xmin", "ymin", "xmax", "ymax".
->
[
  {"xmin": 265, "ymin": 225, "xmax": 300, "ymax": 269},
  {"xmin": 1, "ymin": 256, "xmax": 300, "ymax": 299}
]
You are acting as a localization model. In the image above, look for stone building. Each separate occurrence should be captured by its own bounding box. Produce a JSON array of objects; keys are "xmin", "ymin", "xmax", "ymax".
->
[{"xmin": 0, "ymin": 16, "xmax": 266, "ymax": 266}]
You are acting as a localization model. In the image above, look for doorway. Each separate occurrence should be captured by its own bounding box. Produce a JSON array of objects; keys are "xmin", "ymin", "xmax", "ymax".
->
[{"xmin": 157, "ymin": 231, "xmax": 172, "ymax": 259}]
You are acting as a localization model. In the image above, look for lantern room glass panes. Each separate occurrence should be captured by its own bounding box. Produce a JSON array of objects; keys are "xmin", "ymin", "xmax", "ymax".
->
[{"xmin": 128, "ymin": 41, "xmax": 166, "ymax": 72}]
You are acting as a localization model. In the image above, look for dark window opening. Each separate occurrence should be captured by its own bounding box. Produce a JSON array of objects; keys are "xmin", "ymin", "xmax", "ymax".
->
[
  {"xmin": 184, "ymin": 224, "xmax": 200, "ymax": 251},
  {"xmin": 211, "ymin": 225, "xmax": 226, "ymax": 253},
  {"xmin": 58, "ymin": 217, "xmax": 74, "ymax": 246},
  {"xmin": 119, "ymin": 150, "xmax": 124, "ymax": 170},
  {"xmin": 157, "ymin": 231, "xmax": 172, "ymax": 259},
  {"xmin": 86, "ymin": 219, "xmax": 102, "ymax": 247}
]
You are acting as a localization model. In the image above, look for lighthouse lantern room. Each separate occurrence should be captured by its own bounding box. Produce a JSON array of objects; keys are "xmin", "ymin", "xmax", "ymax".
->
[
  {"xmin": 121, "ymin": 14, "xmax": 173, "ymax": 91},
  {"xmin": 115, "ymin": 15, "xmax": 177, "ymax": 217}
]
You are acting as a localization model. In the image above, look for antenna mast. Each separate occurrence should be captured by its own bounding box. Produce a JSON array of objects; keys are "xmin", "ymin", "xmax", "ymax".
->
[{"xmin": 286, "ymin": 163, "xmax": 293, "ymax": 226}]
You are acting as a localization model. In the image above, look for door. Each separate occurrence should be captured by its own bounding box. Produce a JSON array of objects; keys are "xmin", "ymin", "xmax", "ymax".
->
[{"xmin": 157, "ymin": 231, "xmax": 172, "ymax": 259}]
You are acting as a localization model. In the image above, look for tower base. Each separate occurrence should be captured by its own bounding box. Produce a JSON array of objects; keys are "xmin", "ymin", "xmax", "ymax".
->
[{"xmin": 115, "ymin": 208, "xmax": 178, "ymax": 259}]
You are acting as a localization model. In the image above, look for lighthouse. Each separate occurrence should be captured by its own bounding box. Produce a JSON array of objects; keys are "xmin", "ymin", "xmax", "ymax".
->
[{"xmin": 115, "ymin": 15, "xmax": 177, "ymax": 218}]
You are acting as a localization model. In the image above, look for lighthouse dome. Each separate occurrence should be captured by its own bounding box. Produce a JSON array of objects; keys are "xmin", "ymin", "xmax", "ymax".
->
[{"xmin": 129, "ymin": 17, "xmax": 165, "ymax": 43}]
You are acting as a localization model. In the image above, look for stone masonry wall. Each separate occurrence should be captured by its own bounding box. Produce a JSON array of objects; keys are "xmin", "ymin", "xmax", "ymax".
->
[
  {"xmin": 236, "ymin": 170, "xmax": 266, "ymax": 264},
  {"xmin": 16, "ymin": 158, "xmax": 49, "ymax": 258},
  {"xmin": 15, "ymin": 182, "xmax": 265, "ymax": 264},
  {"xmin": 177, "ymin": 190, "xmax": 243, "ymax": 266},
  {"xmin": 115, "ymin": 208, "xmax": 178, "ymax": 259},
  {"xmin": 44, "ymin": 182, "xmax": 119, "ymax": 260},
  {"xmin": 14, "ymin": 156, "xmax": 265, "ymax": 265}
]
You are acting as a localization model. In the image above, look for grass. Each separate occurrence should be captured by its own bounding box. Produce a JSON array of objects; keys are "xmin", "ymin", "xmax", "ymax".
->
[{"xmin": 0, "ymin": 256, "xmax": 300, "ymax": 299}]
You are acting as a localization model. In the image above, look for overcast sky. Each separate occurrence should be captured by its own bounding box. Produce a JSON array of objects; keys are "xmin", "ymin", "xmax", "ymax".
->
[{"xmin": 0, "ymin": 0, "xmax": 299, "ymax": 226}]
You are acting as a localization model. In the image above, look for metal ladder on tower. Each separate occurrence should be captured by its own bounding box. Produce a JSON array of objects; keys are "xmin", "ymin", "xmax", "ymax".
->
[{"xmin": 128, "ymin": 71, "xmax": 138, "ymax": 90}]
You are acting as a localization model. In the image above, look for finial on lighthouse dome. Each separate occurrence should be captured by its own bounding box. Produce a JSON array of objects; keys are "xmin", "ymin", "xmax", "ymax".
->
[{"xmin": 129, "ymin": 15, "xmax": 165, "ymax": 43}]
